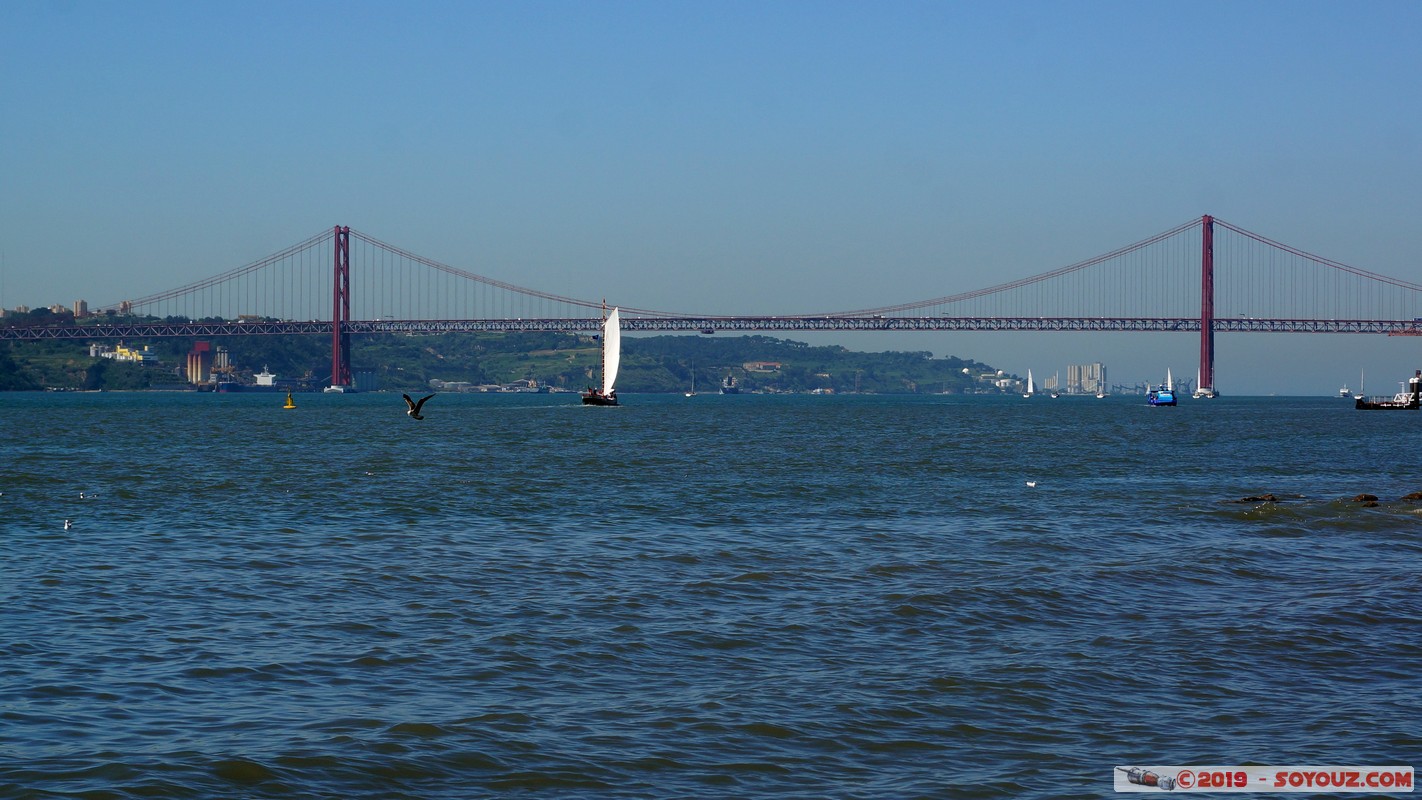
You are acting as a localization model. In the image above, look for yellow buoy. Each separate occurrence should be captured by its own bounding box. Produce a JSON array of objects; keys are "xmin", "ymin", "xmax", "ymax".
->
[{"xmin": 283, "ymin": 391, "xmax": 297, "ymax": 409}]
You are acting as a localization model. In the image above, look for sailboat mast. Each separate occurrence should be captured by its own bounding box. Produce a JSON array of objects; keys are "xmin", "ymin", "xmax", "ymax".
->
[{"xmin": 600, "ymin": 299, "xmax": 607, "ymax": 390}]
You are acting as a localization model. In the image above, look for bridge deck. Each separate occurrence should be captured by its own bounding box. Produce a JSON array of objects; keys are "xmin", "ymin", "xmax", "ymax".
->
[{"xmin": 5, "ymin": 317, "xmax": 1421, "ymax": 340}]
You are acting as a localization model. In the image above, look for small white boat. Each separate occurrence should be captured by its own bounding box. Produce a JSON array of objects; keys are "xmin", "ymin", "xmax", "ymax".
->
[{"xmin": 1023, "ymin": 369, "xmax": 1035, "ymax": 398}]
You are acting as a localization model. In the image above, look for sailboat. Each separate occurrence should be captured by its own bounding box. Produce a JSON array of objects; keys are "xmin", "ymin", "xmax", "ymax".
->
[
  {"xmin": 1193, "ymin": 368, "xmax": 1218, "ymax": 399},
  {"xmin": 581, "ymin": 306, "xmax": 620, "ymax": 406},
  {"xmin": 685, "ymin": 368, "xmax": 697, "ymax": 397},
  {"xmin": 1023, "ymin": 369, "xmax": 1035, "ymax": 398}
]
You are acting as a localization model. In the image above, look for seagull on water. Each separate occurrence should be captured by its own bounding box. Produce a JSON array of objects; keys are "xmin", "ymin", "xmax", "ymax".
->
[
  {"xmin": 1025, "ymin": 481, "xmax": 1038, "ymax": 488},
  {"xmin": 64, "ymin": 519, "xmax": 72, "ymax": 530},
  {"xmin": 402, "ymin": 393, "xmax": 435, "ymax": 420}
]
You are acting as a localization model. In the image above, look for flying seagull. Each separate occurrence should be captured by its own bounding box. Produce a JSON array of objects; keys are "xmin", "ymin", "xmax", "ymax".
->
[{"xmin": 403, "ymin": 393, "xmax": 435, "ymax": 420}]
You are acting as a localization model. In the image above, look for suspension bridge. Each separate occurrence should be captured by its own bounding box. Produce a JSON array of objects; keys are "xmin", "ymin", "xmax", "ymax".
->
[{"xmin": 5, "ymin": 215, "xmax": 1422, "ymax": 393}]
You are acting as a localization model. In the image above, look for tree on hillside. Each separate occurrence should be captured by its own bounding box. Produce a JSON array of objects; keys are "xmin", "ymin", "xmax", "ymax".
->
[{"xmin": 0, "ymin": 348, "xmax": 38, "ymax": 390}]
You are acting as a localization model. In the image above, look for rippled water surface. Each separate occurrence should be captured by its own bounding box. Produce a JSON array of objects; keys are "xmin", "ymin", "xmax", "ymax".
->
[{"xmin": 2, "ymin": 392, "xmax": 1419, "ymax": 798}]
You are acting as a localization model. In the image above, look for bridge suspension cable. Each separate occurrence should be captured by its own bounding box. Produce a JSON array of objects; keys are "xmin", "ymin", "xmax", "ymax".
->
[
  {"xmin": 818, "ymin": 218, "xmax": 1204, "ymax": 318},
  {"xmin": 347, "ymin": 229, "xmax": 608, "ymax": 314},
  {"xmin": 97, "ymin": 228, "xmax": 333, "ymax": 314},
  {"xmin": 1214, "ymin": 218, "xmax": 1422, "ymax": 291}
]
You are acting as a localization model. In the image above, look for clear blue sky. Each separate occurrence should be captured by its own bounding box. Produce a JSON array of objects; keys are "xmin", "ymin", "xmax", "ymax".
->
[{"xmin": 3, "ymin": 1, "xmax": 1421, "ymax": 394}]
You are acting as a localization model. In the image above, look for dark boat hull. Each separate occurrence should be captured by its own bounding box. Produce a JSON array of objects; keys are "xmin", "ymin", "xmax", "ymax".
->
[
  {"xmin": 582, "ymin": 391, "xmax": 618, "ymax": 406},
  {"xmin": 1355, "ymin": 397, "xmax": 1419, "ymax": 410},
  {"xmin": 1354, "ymin": 369, "xmax": 1421, "ymax": 410}
]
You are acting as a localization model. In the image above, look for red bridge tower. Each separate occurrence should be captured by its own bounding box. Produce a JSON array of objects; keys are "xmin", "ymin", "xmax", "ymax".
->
[
  {"xmin": 331, "ymin": 225, "xmax": 352, "ymax": 389},
  {"xmin": 1199, "ymin": 214, "xmax": 1215, "ymax": 395}
]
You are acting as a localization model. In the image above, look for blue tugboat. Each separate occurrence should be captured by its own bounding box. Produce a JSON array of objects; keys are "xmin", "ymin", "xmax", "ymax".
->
[{"xmin": 1147, "ymin": 369, "xmax": 1177, "ymax": 407}]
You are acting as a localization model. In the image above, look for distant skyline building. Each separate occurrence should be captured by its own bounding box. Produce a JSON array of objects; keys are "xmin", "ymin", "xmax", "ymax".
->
[
  {"xmin": 186, "ymin": 342, "xmax": 213, "ymax": 384},
  {"xmin": 1066, "ymin": 363, "xmax": 1106, "ymax": 395}
]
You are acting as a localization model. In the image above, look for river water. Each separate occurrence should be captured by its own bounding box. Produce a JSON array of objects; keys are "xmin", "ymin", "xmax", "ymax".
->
[{"xmin": 1, "ymin": 391, "xmax": 1418, "ymax": 798}]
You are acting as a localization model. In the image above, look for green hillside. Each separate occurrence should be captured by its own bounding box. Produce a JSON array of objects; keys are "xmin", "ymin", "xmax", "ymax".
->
[{"xmin": 0, "ymin": 331, "xmax": 1011, "ymax": 394}]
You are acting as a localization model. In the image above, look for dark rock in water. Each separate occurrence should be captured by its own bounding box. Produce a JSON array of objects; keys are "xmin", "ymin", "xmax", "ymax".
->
[
  {"xmin": 1401, "ymin": 492, "xmax": 1422, "ymax": 501},
  {"xmin": 1352, "ymin": 494, "xmax": 1379, "ymax": 503},
  {"xmin": 1233, "ymin": 493, "xmax": 1280, "ymax": 503}
]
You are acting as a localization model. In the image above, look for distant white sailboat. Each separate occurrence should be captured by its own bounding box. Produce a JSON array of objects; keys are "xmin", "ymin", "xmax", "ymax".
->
[
  {"xmin": 1193, "ymin": 368, "xmax": 1218, "ymax": 399},
  {"xmin": 581, "ymin": 306, "xmax": 620, "ymax": 406},
  {"xmin": 685, "ymin": 368, "xmax": 697, "ymax": 397},
  {"xmin": 1023, "ymin": 369, "xmax": 1035, "ymax": 398}
]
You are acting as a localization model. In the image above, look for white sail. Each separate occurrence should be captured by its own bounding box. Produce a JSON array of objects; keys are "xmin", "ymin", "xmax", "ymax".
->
[
  {"xmin": 1193, "ymin": 367, "xmax": 1209, "ymax": 398},
  {"xmin": 1025, "ymin": 369, "xmax": 1035, "ymax": 395},
  {"xmin": 1166, "ymin": 368, "xmax": 1174, "ymax": 392},
  {"xmin": 602, "ymin": 307, "xmax": 621, "ymax": 395}
]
